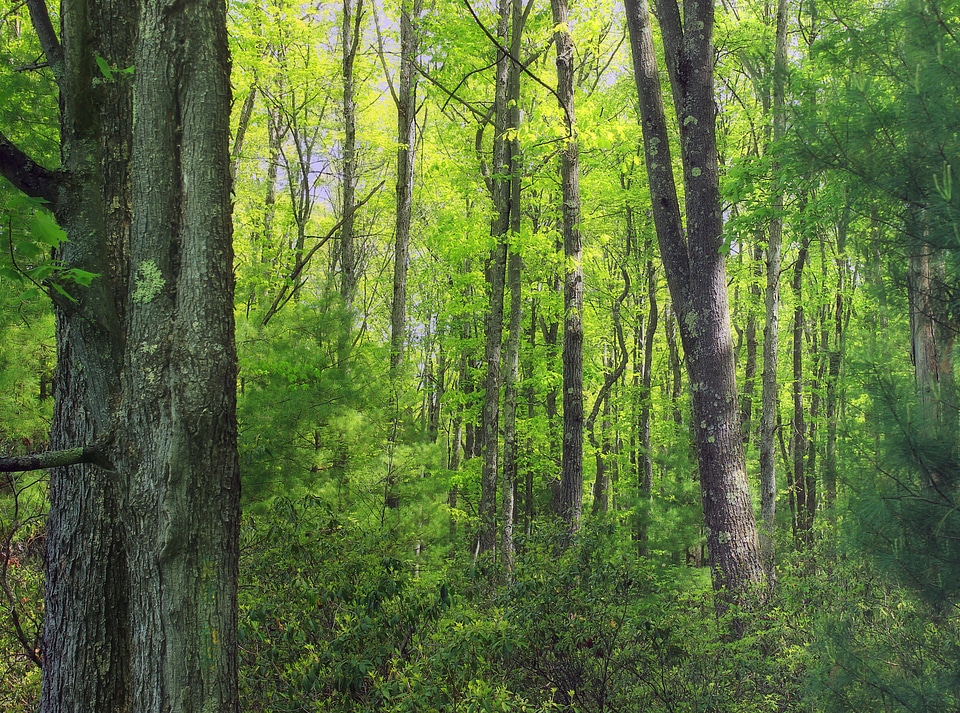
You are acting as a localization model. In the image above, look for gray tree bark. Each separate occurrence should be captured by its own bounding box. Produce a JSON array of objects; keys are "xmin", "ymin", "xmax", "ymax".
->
[
  {"xmin": 500, "ymin": 0, "xmax": 523, "ymax": 573},
  {"xmin": 389, "ymin": 0, "xmax": 420, "ymax": 371},
  {"xmin": 625, "ymin": 0, "xmax": 765, "ymax": 607},
  {"xmin": 0, "ymin": 1, "xmax": 240, "ymax": 710},
  {"xmin": 551, "ymin": 0, "xmax": 585, "ymax": 533},
  {"xmin": 477, "ymin": 0, "xmax": 512, "ymax": 556},
  {"xmin": 759, "ymin": 0, "xmax": 788, "ymax": 584},
  {"xmin": 340, "ymin": 0, "xmax": 363, "ymax": 303}
]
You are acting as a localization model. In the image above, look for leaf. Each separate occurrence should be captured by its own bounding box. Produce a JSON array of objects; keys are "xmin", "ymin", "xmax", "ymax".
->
[
  {"xmin": 64, "ymin": 268, "xmax": 100, "ymax": 286},
  {"xmin": 30, "ymin": 211, "xmax": 67, "ymax": 247},
  {"xmin": 95, "ymin": 55, "xmax": 114, "ymax": 81},
  {"xmin": 51, "ymin": 281, "xmax": 78, "ymax": 303}
]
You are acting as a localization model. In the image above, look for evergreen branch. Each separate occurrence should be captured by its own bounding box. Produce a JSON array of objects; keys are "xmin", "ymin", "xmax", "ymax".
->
[{"xmin": 0, "ymin": 131, "xmax": 60, "ymax": 206}]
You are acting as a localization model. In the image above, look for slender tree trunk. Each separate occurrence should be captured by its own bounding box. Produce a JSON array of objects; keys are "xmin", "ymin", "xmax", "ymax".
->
[
  {"xmin": 340, "ymin": 0, "xmax": 362, "ymax": 303},
  {"xmin": 824, "ymin": 209, "xmax": 849, "ymax": 510},
  {"xmin": 502, "ymin": 248, "xmax": 521, "ymax": 574},
  {"xmin": 638, "ymin": 258, "xmax": 658, "ymax": 555},
  {"xmin": 390, "ymin": 0, "xmax": 419, "ymax": 370},
  {"xmin": 760, "ymin": 0, "xmax": 788, "ymax": 583},
  {"xmin": 741, "ymin": 242, "xmax": 761, "ymax": 444},
  {"xmin": 625, "ymin": 0, "xmax": 765, "ymax": 608},
  {"xmin": 551, "ymin": 0, "xmax": 585, "ymax": 533},
  {"xmin": 478, "ymin": 0, "xmax": 512, "ymax": 556},
  {"xmin": 790, "ymin": 240, "xmax": 809, "ymax": 545},
  {"xmin": 500, "ymin": 0, "xmax": 523, "ymax": 573}
]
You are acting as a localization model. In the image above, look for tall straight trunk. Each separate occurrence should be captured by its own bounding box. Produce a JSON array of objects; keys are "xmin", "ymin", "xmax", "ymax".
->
[
  {"xmin": 790, "ymin": 240, "xmax": 809, "ymax": 544},
  {"xmin": 551, "ymin": 0, "xmax": 585, "ymax": 533},
  {"xmin": 340, "ymin": 0, "xmax": 362, "ymax": 302},
  {"xmin": 638, "ymin": 258, "xmax": 658, "ymax": 554},
  {"xmin": 477, "ymin": 0, "xmax": 512, "ymax": 556},
  {"xmin": 625, "ymin": 0, "xmax": 765, "ymax": 606},
  {"xmin": 665, "ymin": 305, "xmax": 684, "ymax": 424},
  {"xmin": 501, "ymin": 248, "xmax": 521, "ymax": 574},
  {"xmin": 0, "ymin": 0, "xmax": 240, "ymax": 709},
  {"xmin": 760, "ymin": 0, "xmax": 788, "ymax": 582},
  {"xmin": 500, "ymin": 0, "xmax": 523, "ymax": 573},
  {"xmin": 38, "ymin": 0, "xmax": 133, "ymax": 707},
  {"xmin": 543, "ymin": 251, "xmax": 563, "ymax": 511},
  {"xmin": 124, "ymin": 1, "xmax": 239, "ymax": 707},
  {"xmin": 390, "ymin": 0, "xmax": 420, "ymax": 371},
  {"xmin": 824, "ymin": 208, "xmax": 849, "ymax": 510},
  {"xmin": 740, "ymin": 242, "xmax": 762, "ymax": 444}
]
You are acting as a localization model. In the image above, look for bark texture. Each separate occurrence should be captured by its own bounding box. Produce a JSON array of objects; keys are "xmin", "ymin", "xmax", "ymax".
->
[
  {"xmin": 625, "ymin": 0, "xmax": 765, "ymax": 606},
  {"xmin": 477, "ymin": 0, "xmax": 513, "ymax": 555},
  {"xmin": 760, "ymin": 0, "xmax": 788, "ymax": 582},
  {"xmin": 0, "ymin": 1, "xmax": 240, "ymax": 710},
  {"xmin": 389, "ymin": 0, "xmax": 420, "ymax": 371},
  {"xmin": 551, "ymin": 0, "xmax": 585, "ymax": 532}
]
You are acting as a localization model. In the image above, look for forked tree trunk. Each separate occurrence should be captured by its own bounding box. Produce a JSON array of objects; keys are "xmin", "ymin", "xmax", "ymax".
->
[
  {"xmin": 0, "ymin": 0, "xmax": 240, "ymax": 710},
  {"xmin": 625, "ymin": 0, "xmax": 765, "ymax": 609}
]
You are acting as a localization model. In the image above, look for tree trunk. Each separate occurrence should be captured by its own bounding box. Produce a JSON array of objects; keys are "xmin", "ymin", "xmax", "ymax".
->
[
  {"xmin": 551, "ymin": 0, "xmax": 585, "ymax": 533},
  {"xmin": 389, "ymin": 0, "xmax": 419, "ymax": 371},
  {"xmin": 501, "ymin": 247, "xmax": 521, "ymax": 575},
  {"xmin": 477, "ymin": 0, "xmax": 512, "ymax": 556},
  {"xmin": 339, "ymin": 0, "xmax": 362, "ymax": 303},
  {"xmin": 0, "ymin": 0, "xmax": 240, "ymax": 710},
  {"xmin": 123, "ymin": 1, "xmax": 239, "ymax": 708},
  {"xmin": 759, "ymin": 0, "xmax": 788, "ymax": 582},
  {"xmin": 740, "ymin": 242, "xmax": 761, "ymax": 445},
  {"xmin": 625, "ymin": 0, "xmax": 765, "ymax": 608},
  {"xmin": 638, "ymin": 258, "xmax": 658, "ymax": 555},
  {"xmin": 500, "ymin": 0, "xmax": 523, "ymax": 573},
  {"xmin": 790, "ymin": 240, "xmax": 809, "ymax": 545}
]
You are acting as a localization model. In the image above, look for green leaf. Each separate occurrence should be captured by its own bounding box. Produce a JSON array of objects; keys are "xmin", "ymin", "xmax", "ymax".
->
[
  {"xmin": 64, "ymin": 268, "xmax": 100, "ymax": 286},
  {"xmin": 95, "ymin": 55, "xmax": 114, "ymax": 81},
  {"xmin": 51, "ymin": 281, "xmax": 78, "ymax": 303},
  {"xmin": 30, "ymin": 211, "xmax": 67, "ymax": 247}
]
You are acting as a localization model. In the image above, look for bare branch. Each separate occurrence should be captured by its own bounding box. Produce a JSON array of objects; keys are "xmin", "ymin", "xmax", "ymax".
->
[
  {"xmin": 25, "ymin": 0, "xmax": 63, "ymax": 88},
  {"xmin": 0, "ymin": 444, "xmax": 108, "ymax": 473},
  {"xmin": 0, "ymin": 130, "xmax": 60, "ymax": 206}
]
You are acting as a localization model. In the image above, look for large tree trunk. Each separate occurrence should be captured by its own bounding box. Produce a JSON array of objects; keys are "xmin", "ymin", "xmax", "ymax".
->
[
  {"xmin": 0, "ymin": 1, "xmax": 240, "ymax": 710},
  {"xmin": 625, "ymin": 0, "xmax": 765, "ymax": 608},
  {"xmin": 551, "ymin": 0, "xmax": 585, "ymax": 533},
  {"xmin": 40, "ymin": 0, "xmax": 133, "ymax": 706}
]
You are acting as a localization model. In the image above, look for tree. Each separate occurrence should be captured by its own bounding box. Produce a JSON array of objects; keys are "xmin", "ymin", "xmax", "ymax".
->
[
  {"xmin": 624, "ymin": 0, "xmax": 766, "ymax": 605},
  {"xmin": 0, "ymin": 0, "xmax": 239, "ymax": 709},
  {"xmin": 552, "ymin": 0, "xmax": 585, "ymax": 533}
]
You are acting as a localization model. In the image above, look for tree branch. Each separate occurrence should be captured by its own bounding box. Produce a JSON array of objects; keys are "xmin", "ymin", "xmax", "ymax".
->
[
  {"xmin": 0, "ymin": 444, "xmax": 108, "ymax": 473},
  {"xmin": 25, "ymin": 0, "xmax": 63, "ymax": 89},
  {"xmin": 0, "ymin": 130, "xmax": 60, "ymax": 205}
]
